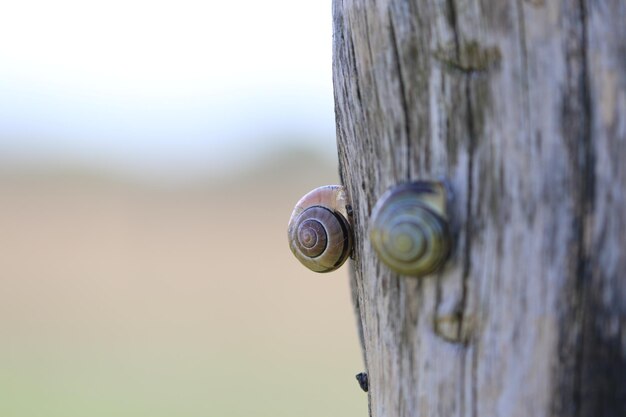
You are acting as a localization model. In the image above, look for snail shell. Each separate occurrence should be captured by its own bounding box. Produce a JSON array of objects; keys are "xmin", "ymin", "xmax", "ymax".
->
[
  {"xmin": 369, "ymin": 181, "xmax": 451, "ymax": 277},
  {"xmin": 288, "ymin": 185, "xmax": 353, "ymax": 273}
]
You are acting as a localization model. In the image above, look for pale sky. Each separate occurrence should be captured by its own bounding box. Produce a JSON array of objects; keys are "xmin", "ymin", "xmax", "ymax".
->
[{"xmin": 0, "ymin": 0, "xmax": 336, "ymax": 179}]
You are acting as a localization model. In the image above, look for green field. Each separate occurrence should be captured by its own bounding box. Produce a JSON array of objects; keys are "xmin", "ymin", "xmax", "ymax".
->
[{"xmin": 0, "ymin": 156, "xmax": 367, "ymax": 417}]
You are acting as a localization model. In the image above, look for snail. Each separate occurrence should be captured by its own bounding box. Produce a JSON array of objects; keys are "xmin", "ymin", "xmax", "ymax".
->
[
  {"xmin": 369, "ymin": 181, "xmax": 451, "ymax": 277},
  {"xmin": 288, "ymin": 185, "xmax": 353, "ymax": 273},
  {"xmin": 355, "ymin": 372, "xmax": 369, "ymax": 392}
]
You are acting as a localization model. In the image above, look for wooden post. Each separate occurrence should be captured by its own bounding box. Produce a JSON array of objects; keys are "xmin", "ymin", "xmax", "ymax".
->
[{"xmin": 332, "ymin": 1, "xmax": 625, "ymax": 416}]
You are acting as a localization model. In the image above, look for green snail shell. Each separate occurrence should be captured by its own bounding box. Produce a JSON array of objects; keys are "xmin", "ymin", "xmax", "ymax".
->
[
  {"xmin": 288, "ymin": 185, "xmax": 353, "ymax": 273},
  {"xmin": 369, "ymin": 182, "xmax": 450, "ymax": 277}
]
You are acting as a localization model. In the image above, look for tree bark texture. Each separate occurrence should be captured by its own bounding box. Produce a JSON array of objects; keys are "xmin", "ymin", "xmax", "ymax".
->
[{"xmin": 332, "ymin": 1, "xmax": 625, "ymax": 416}]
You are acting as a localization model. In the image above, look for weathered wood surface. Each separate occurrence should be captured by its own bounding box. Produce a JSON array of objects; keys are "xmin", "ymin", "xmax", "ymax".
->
[{"xmin": 332, "ymin": 1, "xmax": 625, "ymax": 416}]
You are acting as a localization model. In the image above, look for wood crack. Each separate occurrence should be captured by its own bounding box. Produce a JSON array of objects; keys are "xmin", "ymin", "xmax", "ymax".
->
[
  {"xmin": 574, "ymin": 0, "xmax": 594, "ymax": 415},
  {"xmin": 515, "ymin": 0, "xmax": 531, "ymax": 137},
  {"xmin": 347, "ymin": 20, "xmax": 363, "ymax": 111},
  {"xmin": 553, "ymin": 0, "xmax": 596, "ymax": 414},
  {"xmin": 388, "ymin": 10, "xmax": 412, "ymax": 180},
  {"xmin": 463, "ymin": 46, "xmax": 478, "ymax": 417},
  {"xmin": 446, "ymin": 0, "xmax": 477, "ymax": 415}
]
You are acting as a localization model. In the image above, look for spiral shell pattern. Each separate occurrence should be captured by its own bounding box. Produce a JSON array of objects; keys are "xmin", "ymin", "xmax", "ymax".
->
[
  {"xmin": 288, "ymin": 185, "xmax": 353, "ymax": 273},
  {"xmin": 370, "ymin": 182, "xmax": 450, "ymax": 277}
]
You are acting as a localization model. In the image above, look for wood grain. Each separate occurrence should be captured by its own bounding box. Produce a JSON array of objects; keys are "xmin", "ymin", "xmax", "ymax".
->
[{"xmin": 332, "ymin": 0, "xmax": 626, "ymax": 415}]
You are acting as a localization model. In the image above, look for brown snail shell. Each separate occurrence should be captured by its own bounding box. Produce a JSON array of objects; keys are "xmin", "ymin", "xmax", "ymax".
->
[
  {"xmin": 369, "ymin": 181, "xmax": 451, "ymax": 277},
  {"xmin": 288, "ymin": 185, "xmax": 353, "ymax": 273}
]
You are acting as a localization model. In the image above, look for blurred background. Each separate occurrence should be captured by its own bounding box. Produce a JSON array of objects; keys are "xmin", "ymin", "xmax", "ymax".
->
[{"xmin": 0, "ymin": 1, "xmax": 366, "ymax": 416}]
